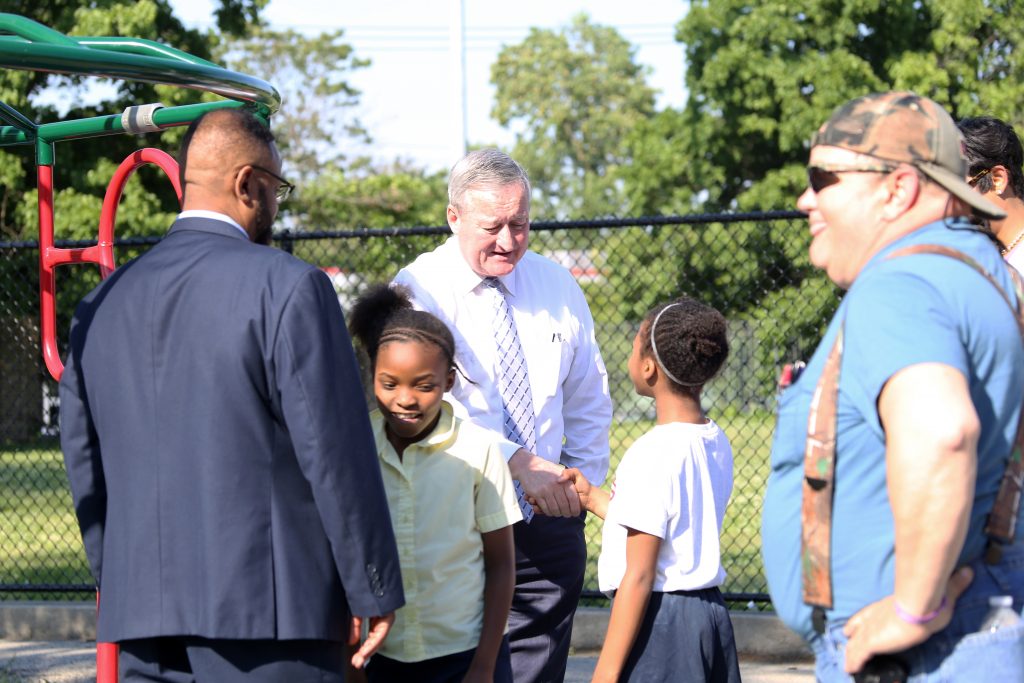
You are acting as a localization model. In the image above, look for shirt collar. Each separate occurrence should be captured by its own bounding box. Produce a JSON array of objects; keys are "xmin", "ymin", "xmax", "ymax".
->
[
  {"xmin": 442, "ymin": 235, "xmax": 521, "ymax": 297},
  {"xmin": 177, "ymin": 210, "xmax": 248, "ymax": 238},
  {"xmin": 372, "ymin": 400, "xmax": 458, "ymax": 460}
]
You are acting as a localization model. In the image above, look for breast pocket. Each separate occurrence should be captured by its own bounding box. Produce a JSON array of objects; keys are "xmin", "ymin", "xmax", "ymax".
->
[{"xmin": 529, "ymin": 326, "xmax": 573, "ymax": 401}]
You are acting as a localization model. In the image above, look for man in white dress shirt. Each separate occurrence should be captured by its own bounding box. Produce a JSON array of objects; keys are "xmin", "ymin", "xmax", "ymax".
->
[{"xmin": 394, "ymin": 148, "xmax": 612, "ymax": 683}]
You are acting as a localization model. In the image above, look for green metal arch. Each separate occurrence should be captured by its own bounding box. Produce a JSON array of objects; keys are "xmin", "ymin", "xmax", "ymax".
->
[{"xmin": 0, "ymin": 11, "xmax": 281, "ymax": 156}]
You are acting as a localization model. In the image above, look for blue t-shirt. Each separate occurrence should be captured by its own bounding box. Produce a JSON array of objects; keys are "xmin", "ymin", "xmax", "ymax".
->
[{"xmin": 762, "ymin": 219, "xmax": 1024, "ymax": 641}]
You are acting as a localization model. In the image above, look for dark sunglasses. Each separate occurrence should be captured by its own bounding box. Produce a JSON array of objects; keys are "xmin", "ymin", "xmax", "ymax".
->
[
  {"xmin": 249, "ymin": 164, "xmax": 295, "ymax": 202},
  {"xmin": 807, "ymin": 163, "xmax": 898, "ymax": 193}
]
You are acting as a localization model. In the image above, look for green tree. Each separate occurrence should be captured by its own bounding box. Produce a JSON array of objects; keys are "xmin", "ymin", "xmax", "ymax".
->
[
  {"xmin": 490, "ymin": 13, "xmax": 656, "ymax": 219},
  {"xmin": 615, "ymin": 0, "xmax": 1024, "ymax": 402},
  {"xmin": 627, "ymin": 0, "xmax": 1024, "ymax": 214},
  {"xmin": 223, "ymin": 27, "xmax": 369, "ymax": 182},
  {"xmin": 289, "ymin": 161, "xmax": 448, "ymax": 281}
]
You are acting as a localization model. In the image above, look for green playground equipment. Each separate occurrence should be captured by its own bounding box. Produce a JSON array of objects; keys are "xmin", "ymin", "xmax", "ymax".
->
[
  {"xmin": 0, "ymin": 11, "xmax": 281, "ymax": 382},
  {"xmin": 0, "ymin": 13, "xmax": 281, "ymax": 681}
]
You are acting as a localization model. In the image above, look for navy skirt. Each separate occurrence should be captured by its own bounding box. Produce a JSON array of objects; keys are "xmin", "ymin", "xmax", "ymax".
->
[{"xmin": 619, "ymin": 586, "xmax": 742, "ymax": 683}]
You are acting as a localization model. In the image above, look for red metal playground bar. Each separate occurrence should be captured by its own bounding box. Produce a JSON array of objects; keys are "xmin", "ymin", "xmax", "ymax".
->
[{"xmin": 0, "ymin": 13, "xmax": 281, "ymax": 682}]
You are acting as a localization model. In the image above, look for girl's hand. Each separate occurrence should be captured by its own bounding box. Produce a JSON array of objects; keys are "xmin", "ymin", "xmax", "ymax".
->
[
  {"xmin": 564, "ymin": 467, "xmax": 610, "ymax": 518},
  {"xmin": 563, "ymin": 467, "xmax": 592, "ymax": 506}
]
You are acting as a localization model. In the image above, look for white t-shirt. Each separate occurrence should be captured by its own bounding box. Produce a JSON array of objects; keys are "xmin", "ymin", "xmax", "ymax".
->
[{"xmin": 598, "ymin": 420, "xmax": 734, "ymax": 594}]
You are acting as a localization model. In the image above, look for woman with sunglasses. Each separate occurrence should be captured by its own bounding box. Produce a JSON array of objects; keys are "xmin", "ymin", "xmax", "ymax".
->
[{"xmin": 958, "ymin": 115, "xmax": 1024, "ymax": 274}]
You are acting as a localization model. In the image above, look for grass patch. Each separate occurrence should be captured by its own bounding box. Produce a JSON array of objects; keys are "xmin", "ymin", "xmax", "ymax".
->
[
  {"xmin": 1, "ymin": 410, "xmax": 775, "ymax": 601},
  {"xmin": 0, "ymin": 438, "xmax": 92, "ymax": 592}
]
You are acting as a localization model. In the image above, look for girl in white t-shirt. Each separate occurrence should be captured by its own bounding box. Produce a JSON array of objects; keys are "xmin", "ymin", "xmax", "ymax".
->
[{"xmin": 567, "ymin": 297, "xmax": 741, "ymax": 683}]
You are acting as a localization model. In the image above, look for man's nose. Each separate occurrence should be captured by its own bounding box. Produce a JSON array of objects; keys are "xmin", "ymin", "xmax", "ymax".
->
[
  {"xmin": 796, "ymin": 186, "xmax": 816, "ymax": 213},
  {"xmin": 495, "ymin": 225, "xmax": 514, "ymax": 250}
]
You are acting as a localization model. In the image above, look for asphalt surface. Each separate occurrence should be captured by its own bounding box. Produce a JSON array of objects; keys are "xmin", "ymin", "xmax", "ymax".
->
[{"xmin": 0, "ymin": 640, "xmax": 816, "ymax": 682}]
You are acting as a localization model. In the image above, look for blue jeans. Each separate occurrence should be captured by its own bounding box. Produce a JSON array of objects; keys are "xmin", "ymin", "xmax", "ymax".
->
[{"xmin": 811, "ymin": 540, "xmax": 1024, "ymax": 682}]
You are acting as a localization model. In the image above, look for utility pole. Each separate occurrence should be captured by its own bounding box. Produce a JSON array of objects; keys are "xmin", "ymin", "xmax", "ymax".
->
[{"xmin": 449, "ymin": 0, "xmax": 467, "ymax": 164}]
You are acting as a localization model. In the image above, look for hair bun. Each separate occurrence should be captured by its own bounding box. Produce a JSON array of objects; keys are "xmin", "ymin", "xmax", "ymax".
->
[{"xmin": 348, "ymin": 283, "xmax": 413, "ymax": 352}]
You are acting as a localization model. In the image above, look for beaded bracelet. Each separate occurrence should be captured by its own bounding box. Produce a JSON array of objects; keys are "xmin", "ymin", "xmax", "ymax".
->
[{"xmin": 894, "ymin": 596, "xmax": 947, "ymax": 625}]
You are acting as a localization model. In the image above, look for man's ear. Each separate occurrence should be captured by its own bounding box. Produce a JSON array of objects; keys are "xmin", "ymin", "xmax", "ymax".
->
[
  {"xmin": 447, "ymin": 204, "xmax": 460, "ymax": 234},
  {"xmin": 881, "ymin": 165, "xmax": 919, "ymax": 219},
  {"xmin": 235, "ymin": 165, "xmax": 257, "ymax": 207}
]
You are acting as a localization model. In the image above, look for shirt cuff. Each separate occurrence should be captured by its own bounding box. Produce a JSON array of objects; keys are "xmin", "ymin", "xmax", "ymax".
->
[{"xmin": 498, "ymin": 438, "xmax": 521, "ymax": 463}]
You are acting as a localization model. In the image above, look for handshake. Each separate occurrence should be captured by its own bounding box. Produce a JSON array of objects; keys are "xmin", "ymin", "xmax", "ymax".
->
[{"xmin": 525, "ymin": 466, "xmax": 610, "ymax": 521}]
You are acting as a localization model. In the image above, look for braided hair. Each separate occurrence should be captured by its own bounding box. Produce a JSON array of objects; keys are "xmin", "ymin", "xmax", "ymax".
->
[
  {"xmin": 348, "ymin": 284, "xmax": 456, "ymax": 368},
  {"xmin": 639, "ymin": 297, "xmax": 728, "ymax": 396}
]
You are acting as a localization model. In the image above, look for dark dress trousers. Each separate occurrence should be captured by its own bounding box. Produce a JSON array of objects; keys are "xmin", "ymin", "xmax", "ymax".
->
[{"xmin": 59, "ymin": 217, "xmax": 403, "ymax": 645}]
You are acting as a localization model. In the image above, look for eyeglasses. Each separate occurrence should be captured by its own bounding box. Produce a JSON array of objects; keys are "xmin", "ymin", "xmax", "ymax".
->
[
  {"xmin": 806, "ymin": 163, "xmax": 898, "ymax": 193},
  {"xmin": 967, "ymin": 168, "xmax": 991, "ymax": 187},
  {"xmin": 249, "ymin": 164, "xmax": 295, "ymax": 202}
]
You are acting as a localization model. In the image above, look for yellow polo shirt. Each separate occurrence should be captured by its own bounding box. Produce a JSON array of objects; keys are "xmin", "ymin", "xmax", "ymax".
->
[{"xmin": 371, "ymin": 401, "xmax": 523, "ymax": 662}]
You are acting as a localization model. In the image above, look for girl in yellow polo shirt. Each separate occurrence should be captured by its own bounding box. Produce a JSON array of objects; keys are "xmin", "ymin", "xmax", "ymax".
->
[{"xmin": 349, "ymin": 284, "xmax": 523, "ymax": 683}]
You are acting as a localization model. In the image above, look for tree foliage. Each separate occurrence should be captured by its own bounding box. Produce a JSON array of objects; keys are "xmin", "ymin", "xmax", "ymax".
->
[
  {"xmin": 608, "ymin": 0, "xmax": 1024, "ymax": 395},
  {"xmin": 627, "ymin": 0, "xmax": 1024, "ymax": 215},
  {"xmin": 223, "ymin": 27, "xmax": 370, "ymax": 181},
  {"xmin": 490, "ymin": 14, "xmax": 656, "ymax": 219},
  {"xmin": 288, "ymin": 161, "xmax": 448, "ymax": 282}
]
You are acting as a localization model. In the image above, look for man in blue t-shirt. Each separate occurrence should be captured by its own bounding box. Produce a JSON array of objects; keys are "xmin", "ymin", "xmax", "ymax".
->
[{"xmin": 763, "ymin": 92, "xmax": 1024, "ymax": 682}]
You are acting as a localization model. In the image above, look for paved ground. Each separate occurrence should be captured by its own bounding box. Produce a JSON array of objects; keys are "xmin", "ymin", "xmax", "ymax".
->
[{"xmin": 0, "ymin": 640, "xmax": 815, "ymax": 682}]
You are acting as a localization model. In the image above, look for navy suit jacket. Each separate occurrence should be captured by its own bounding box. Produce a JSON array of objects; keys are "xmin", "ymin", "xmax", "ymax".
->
[{"xmin": 59, "ymin": 217, "xmax": 403, "ymax": 642}]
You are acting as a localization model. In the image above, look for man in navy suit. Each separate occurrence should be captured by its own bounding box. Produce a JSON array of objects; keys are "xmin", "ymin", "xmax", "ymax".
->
[{"xmin": 59, "ymin": 108, "xmax": 403, "ymax": 681}]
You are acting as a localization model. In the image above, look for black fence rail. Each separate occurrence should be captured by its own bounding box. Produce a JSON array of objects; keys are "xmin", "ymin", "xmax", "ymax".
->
[{"xmin": 0, "ymin": 211, "xmax": 837, "ymax": 605}]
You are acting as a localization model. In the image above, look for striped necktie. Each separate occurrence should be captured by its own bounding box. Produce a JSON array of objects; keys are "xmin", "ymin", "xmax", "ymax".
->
[{"xmin": 484, "ymin": 276, "xmax": 535, "ymax": 523}]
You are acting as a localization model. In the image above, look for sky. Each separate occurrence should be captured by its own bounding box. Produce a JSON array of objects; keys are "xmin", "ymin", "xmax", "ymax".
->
[{"xmin": 170, "ymin": 0, "xmax": 689, "ymax": 172}]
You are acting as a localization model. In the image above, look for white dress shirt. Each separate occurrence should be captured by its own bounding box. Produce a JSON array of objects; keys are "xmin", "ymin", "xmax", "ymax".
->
[
  {"xmin": 177, "ymin": 210, "xmax": 248, "ymax": 238},
  {"xmin": 395, "ymin": 236, "xmax": 612, "ymax": 485}
]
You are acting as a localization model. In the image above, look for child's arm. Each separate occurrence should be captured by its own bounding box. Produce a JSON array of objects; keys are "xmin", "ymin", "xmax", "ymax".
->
[
  {"xmin": 564, "ymin": 467, "xmax": 610, "ymax": 519},
  {"xmin": 592, "ymin": 528, "xmax": 661, "ymax": 683},
  {"xmin": 463, "ymin": 525, "xmax": 515, "ymax": 683}
]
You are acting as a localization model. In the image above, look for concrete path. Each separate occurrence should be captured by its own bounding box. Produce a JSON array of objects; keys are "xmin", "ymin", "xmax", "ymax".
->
[
  {"xmin": 0, "ymin": 640, "xmax": 815, "ymax": 682},
  {"xmin": 0, "ymin": 603, "xmax": 816, "ymax": 681}
]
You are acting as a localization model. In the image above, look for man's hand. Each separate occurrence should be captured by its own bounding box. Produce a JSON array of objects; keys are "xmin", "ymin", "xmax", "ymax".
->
[
  {"xmin": 349, "ymin": 612, "xmax": 396, "ymax": 669},
  {"xmin": 842, "ymin": 566, "xmax": 973, "ymax": 673},
  {"xmin": 508, "ymin": 448, "xmax": 580, "ymax": 517}
]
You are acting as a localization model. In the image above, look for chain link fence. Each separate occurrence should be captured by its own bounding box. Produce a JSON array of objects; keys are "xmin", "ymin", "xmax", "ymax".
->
[{"xmin": 0, "ymin": 212, "xmax": 839, "ymax": 605}]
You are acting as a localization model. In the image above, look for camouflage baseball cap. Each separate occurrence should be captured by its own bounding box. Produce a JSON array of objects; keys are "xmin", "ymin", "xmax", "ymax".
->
[{"xmin": 813, "ymin": 91, "xmax": 1005, "ymax": 220}]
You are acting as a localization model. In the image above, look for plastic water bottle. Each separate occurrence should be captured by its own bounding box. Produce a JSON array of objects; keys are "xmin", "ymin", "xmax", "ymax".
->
[{"xmin": 980, "ymin": 595, "xmax": 1021, "ymax": 632}]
